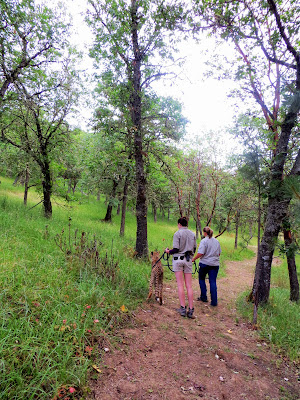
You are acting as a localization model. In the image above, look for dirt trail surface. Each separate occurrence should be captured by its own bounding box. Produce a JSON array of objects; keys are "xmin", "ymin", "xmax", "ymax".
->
[{"xmin": 90, "ymin": 254, "xmax": 299, "ymax": 400}]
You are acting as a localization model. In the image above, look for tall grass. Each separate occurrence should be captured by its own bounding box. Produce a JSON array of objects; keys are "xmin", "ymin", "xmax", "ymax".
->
[
  {"xmin": 0, "ymin": 175, "xmax": 284, "ymax": 399},
  {"xmin": 0, "ymin": 177, "xmax": 151, "ymax": 399}
]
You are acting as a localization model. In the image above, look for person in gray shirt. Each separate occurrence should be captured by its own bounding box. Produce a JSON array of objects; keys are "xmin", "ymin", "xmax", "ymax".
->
[
  {"xmin": 192, "ymin": 226, "xmax": 221, "ymax": 306},
  {"xmin": 165, "ymin": 216, "xmax": 196, "ymax": 318}
]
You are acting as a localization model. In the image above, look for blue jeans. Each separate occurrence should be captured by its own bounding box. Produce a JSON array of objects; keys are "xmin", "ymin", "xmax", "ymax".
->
[{"xmin": 198, "ymin": 263, "xmax": 219, "ymax": 306}]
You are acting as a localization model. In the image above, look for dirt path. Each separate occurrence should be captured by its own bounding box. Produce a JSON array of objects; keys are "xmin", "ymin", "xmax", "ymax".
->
[{"xmin": 89, "ymin": 254, "xmax": 299, "ymax": 400}]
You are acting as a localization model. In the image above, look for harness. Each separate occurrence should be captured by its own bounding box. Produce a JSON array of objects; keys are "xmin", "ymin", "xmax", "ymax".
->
[{"xmin": 152, "ymin": 251, "xmax": 198, "ymax": 274}]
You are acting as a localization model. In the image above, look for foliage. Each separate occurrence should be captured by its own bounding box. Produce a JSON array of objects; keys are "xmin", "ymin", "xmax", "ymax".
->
[
  {"xmin": 0, "ymin": 0, "xmax": 71, "ymax": 102},
  {"xmin": 0, "ymin": 0, "xmax": 82, "ymax": 218}
]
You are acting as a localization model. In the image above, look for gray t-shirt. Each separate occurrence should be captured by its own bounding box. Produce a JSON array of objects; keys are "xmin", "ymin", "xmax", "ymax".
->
[
  {"xmin": 197, "ymin": 237, "xmax": 221, "ymax": 266},
  {"xmin": 172, "ymin": 227, "xmax": 196, "ymax": 256}
]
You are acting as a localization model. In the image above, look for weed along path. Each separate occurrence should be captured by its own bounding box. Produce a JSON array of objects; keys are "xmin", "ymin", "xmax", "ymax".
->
[{"xmin": 89, "ymin": 255, "xmax": 299, "ymax": 400}]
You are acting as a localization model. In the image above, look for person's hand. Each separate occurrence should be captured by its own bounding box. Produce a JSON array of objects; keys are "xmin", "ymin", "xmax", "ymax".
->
[{"xmin": 165, "ymin": 248, "xmax": 169, "ymax": 254}]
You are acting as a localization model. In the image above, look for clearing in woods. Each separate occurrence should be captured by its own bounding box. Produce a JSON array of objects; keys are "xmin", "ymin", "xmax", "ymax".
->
[{"xmin": 89, "ymin": 253, "xmax": 299, "ymax": 400}]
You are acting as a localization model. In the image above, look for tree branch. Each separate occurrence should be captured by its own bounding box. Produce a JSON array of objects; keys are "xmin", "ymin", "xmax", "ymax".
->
[{"xmin": 266, "ymin": 0, "xmax": 298, "ymax": 61}]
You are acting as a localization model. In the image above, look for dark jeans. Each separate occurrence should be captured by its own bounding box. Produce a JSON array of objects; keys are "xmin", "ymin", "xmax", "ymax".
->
[{"xmin": 198, "ymin": 263, "xmax": 219, "ymax": 306}]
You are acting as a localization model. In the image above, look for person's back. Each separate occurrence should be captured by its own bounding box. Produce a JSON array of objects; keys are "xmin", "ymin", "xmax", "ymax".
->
[
  {"xmin": 173, "ymin": 227, "xmax": 197, "ymax": 256},
  {"xmin": 198, "ymin": 236, "xmax": 220, "ymax": 266}
]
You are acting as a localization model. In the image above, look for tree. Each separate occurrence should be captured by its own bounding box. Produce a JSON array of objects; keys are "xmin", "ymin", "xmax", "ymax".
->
[
  {"xmin": 0, "ymin": 0, "xmax": 68, "ymax": 103},
  {"xmin": 194, "ymin": 0, "xmax": 300, "ymax": 305},
  {"xmin": 1, "ymin": 55, "xmax": 80, "ymax": 217},
  {"xmin": 0, "ymin": 0, "xmax": 81, "ymax": 217},
  {"xmin": 87, "ymin": 0, "xmax": 188, "ymax": 257}
]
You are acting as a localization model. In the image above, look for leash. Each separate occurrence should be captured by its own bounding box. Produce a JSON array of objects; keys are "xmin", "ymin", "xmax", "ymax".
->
[
  {"xmin": 162, "ymin": 252, "xmax": 173, "ymax": 273},
  {"xmin": 151, "ymin": 251, "xmax": 168, "ymax": 269},
  {"xmin": 153, "ymin": 251, "xmax": 199, "ymax": 274}
]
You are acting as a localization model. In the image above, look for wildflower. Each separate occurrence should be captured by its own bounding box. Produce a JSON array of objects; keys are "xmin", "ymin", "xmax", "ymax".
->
[
  {"xmin": 85, "ymin": 346, "xmax": 93, "ymax": 355},
  {"xmin": 69, "ymin": 387, "xmax": 76, "ymax": 393},
  {"xmin": 85, "ymin": 305, "xmax": 91, "ymax": 309},
  {"xmin": 94, "ymin": 319, "xmax": 99, "ymax": 323},
  {"xmin": 63, "ymin": 319, "xmax": 67, "ymax": 324}
]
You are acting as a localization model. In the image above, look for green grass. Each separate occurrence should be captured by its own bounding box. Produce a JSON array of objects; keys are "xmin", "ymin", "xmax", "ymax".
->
[
  {"xmin": 237, "ymin": 253, "xmax": 300, "ymax": 362},
  {"xmin": 0, "ymin": 175, "xmax": 294, "ymax": 398}
]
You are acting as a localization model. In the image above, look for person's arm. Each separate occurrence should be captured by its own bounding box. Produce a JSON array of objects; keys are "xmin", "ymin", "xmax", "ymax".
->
[
  {"xmin": 192, "ymin": 239, "xmax": 206, "ymax": 262},
  {"xmin": 192, "ymin": 253, "xmax": 203, "ymax": 262},
  {"xmin": 165, "ymin": 247, "xmax": 179, "ymax": 255}
]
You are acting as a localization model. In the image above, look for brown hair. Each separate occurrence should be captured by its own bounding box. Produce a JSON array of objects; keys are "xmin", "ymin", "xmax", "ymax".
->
[
  {"xmin": 203, "ymin": 226, "xmax": 213, "ymax": 238},
  {"xmin": 178, "ymin": 216, "xmax": 188, "ymax": 227}
]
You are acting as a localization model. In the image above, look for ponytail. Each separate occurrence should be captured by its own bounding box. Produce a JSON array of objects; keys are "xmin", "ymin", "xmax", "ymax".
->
[{"xmin": 203, "ymin": 226, "xmax": 213, "ymax": 238}]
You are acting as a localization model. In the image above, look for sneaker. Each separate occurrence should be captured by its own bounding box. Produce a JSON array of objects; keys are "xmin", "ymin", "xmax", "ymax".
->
[
  {"xmin": 176, "ymin": 305, "xmax": 186, "ymax": 317},
  {"xmin": 187, "ymin": 308, "xmax": 195, "ymax": 319},
  {"xmin": 197, "ymin": 297, "xmax": 208, "ymax": 303}
]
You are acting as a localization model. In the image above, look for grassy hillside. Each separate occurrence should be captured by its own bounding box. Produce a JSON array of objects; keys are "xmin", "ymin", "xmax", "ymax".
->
[{"xmin": 3, "ymin": 175, "xmax": 293, "ymax": 399}]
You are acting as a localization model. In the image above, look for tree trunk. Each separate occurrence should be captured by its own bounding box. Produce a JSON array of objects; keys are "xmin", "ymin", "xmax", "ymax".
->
[
  {"xmin": 131, "ymin": 0, "xmax": 148, "ymax": 258},
  {"xmin": 175, "ymin": 185, "xmax": 183, "ymax": 217},
  {"xmin": 253, "ymin": 196, "xmax": 290, "ymax": 304},
  {"xmin": 195, "ymin": 217, "xmax": 202, "ymax": 240},
  {"xmin": 283, "ymin": 227, "xmax": 299, "ymax": 302},
  {"xmin": 71, "ymin": 180, "xmax": 77, "ymax": 194},
  {"xmin": 153, "ymin": 202, "xmax": 157, "ymax": 223},
  {"xmin": 257, "ymin": 184, "xmax": 262, "ymax": 251},
  {"xmin": 195, "ymin": 218, "xmax": 199, "ymax": 240},
  {"xmin": 186, "ymin": 193, "xmax": 190, "ymax": 220},
  {"xmin": 23, "ymin": 163, "xmax": 30, "ymax": 206},
  {"xmin": 206, "ymin": 179, "xmax": 218, "ymax": 226},
  {"xmin": 117, "ymin": 199, "xmax": 121, "ymax": 215},
  {"xmin": 42, "ymin": 161, "xmax": 52, "ymax": 218},
  {"xmin": 13, "ymin": 173, "xmax": 21, "ymax": 186},
  {"xmin": 134, "ymin": 132, "xmax": 148, "ymax": 257},
  {"xmin": 104, "ymin": 179, "xmax": 118, "ymax": 222},
  {"xmin": 252, "ymin": 84, "xmax": 300, "ymax": 305},
  {"xmin": 235, "ymin": 210, "xmax": 240, "ymax": 249},
  {"xmin": 120, "ymin": 176, "xmax": 129, "ymax": 237}
]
